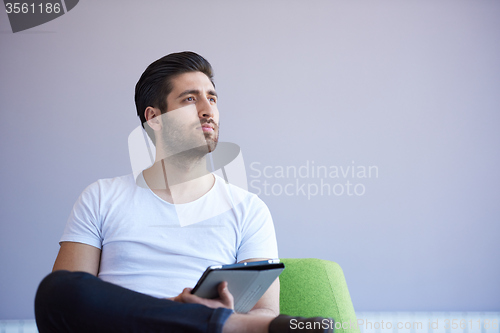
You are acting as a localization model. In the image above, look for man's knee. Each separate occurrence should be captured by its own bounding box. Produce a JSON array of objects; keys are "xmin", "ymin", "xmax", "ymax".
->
[
  {"xmin": 35, "ymin": 270, "xmax": 96, "ymax": 312},
  {"xmin": 35, "ymin": 271, "xmax": 97, "ymax": 332}
]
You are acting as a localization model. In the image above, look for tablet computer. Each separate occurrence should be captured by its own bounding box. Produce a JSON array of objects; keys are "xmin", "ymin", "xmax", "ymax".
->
[{"xmin": 191, "ymin": 259, "xmax": 285, "ymax": 313}]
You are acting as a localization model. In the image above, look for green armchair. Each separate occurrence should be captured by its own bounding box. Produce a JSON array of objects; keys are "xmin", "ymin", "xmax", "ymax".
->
[{"xmin": 279, "ymin": 258, "xmax": 360, "ymax": 333}]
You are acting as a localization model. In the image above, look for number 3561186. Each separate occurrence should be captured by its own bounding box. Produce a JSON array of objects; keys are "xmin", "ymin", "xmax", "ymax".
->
[{"xmin": 5, "ymin": 3, "xmax": 61, "ymax": 14}]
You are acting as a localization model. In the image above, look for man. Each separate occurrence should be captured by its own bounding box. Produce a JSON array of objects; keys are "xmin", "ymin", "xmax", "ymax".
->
[{"xmin": 34, "ymin": 52, "xmax": 332, "ymax": 333}]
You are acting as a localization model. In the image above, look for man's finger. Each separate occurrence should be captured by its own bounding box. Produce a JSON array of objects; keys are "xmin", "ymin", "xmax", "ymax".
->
[
  {"xmin": 180, "ymin": 289, "xmax": 205, "ymax": 304},
  {"xmin": 218, "ymin": 281, "xmax": 234, "ymax": 308}
]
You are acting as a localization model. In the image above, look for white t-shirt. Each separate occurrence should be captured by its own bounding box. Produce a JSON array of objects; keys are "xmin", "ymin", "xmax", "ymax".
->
[{"xmin": 60, "ymin": 173, "xmax": 279, "ymax": 298}]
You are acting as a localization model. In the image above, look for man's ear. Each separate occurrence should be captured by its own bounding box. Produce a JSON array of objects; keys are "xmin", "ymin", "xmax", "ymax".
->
[{"xmin": 144, "ymin": 107, "xmax": 162, "ymax": 131}]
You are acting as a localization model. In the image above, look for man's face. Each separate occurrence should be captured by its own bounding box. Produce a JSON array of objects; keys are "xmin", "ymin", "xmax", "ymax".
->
[{"xmin": 159, "ymin": 71, "xmax": 220, "ymax": 156}]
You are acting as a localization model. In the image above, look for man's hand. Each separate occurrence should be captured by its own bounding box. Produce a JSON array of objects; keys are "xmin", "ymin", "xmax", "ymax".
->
[{"xmin": 171, "ymin": 281, "xmax": 234, "ymax": 311}]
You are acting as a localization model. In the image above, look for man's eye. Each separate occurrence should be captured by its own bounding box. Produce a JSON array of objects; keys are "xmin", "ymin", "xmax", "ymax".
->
[
  {"xmin": 209, "ymin": 97, "xmax": 216, "ymax": 103},
  {"xmin": 185, "ymin": 96, "xmax": 195, "ymax": 102}
]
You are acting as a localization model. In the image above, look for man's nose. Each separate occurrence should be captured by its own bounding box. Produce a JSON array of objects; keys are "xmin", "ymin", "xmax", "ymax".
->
[{"xmin": 197, "ymin": 97, "xmax": 215, "ymax": 119}]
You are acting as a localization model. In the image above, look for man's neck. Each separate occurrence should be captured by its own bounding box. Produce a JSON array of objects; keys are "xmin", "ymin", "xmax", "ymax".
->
[{"xmin": 142, "ymin": 154, "xmax": 215, "ymax": 204}]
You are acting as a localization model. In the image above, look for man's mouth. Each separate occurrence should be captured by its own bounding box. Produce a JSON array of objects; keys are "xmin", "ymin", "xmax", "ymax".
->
[
  {"xmin": 196, "ymin": 122, "xmax": 215, "ymax": 133},
  {"xmin": 201, "ymin": 125, "xmax": 214, "ymax": 132}
]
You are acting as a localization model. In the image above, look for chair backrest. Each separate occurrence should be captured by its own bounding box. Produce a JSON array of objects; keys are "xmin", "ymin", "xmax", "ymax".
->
[{"xmin": 279, "ymin": 258, "xmax": 360, "ymax": 333}]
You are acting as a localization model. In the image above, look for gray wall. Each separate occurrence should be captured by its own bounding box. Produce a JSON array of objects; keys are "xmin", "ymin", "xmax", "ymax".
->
[{"xmin": 1, "ymin": 0, "xmax": 499, "ymax": 319}]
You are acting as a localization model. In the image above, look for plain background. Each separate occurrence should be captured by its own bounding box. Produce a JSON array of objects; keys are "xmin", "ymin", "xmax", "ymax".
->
[{"xmin": 1, "ymin": 0, "xmax": 499, "ymax": 319}]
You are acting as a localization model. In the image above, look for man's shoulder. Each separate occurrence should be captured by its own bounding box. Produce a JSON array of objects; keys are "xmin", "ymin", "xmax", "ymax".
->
[
  {"xmin": 96, "ymin": 173, "xmax": 135, "ymax": 186},
  {"xmin": 81, "ymin": 173, "xmax": 136, "ymax": 196}
]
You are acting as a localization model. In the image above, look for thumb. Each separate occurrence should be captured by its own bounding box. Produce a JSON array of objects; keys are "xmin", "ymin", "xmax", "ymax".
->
[{"xmin": 218, "ymin": 281, "xmax": 234, "ymax": 308}]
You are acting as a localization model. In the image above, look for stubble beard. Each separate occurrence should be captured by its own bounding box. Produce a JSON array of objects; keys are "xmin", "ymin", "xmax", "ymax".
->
[
  {"xmin": 204, "ymin": 124, "xmax": 219, "ymax": 153},
  {"xmin": 161, "ymin": 120, "xmax": 219, "ymax": 169}
]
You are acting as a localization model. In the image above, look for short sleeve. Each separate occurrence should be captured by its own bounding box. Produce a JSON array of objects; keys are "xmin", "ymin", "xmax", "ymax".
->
[
  {"xmin": 236, "ymin": 195, "xmax": 279, "ymax": 262},
  {"xmin": 60, "ymin": 182, "xmax": 103, "ymax": 249}
]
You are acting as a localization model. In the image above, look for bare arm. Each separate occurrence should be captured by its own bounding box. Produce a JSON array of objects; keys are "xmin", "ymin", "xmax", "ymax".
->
[
  {"xmin": 239, "ymin": 258, "xmax": 280, "ymax": 317},
  {"xmin": 52, "ymin": 241, "xmax": 101, "ymax": 276}
]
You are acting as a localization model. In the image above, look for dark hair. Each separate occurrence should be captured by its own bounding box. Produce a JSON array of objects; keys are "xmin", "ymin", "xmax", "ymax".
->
[{"xmin": 135, "ymin": 51, "xmax": 215, "ymax": 143}]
